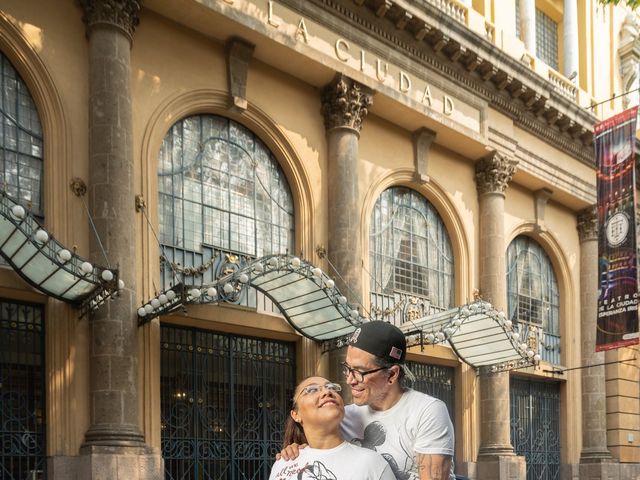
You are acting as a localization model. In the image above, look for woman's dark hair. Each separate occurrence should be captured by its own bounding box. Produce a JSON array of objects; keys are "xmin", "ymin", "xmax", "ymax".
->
[{"xmin": 282, "ymin": 406, "xmax": 307, "ymax": 448}]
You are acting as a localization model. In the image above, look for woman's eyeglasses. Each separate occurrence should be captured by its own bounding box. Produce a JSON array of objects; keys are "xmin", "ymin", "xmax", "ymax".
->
[
  {"xmin": 341, "ymin": 362, "xmax": 388, "ymax": 383},
  {"xmin": 295, "ymin": 382, "xmax": 342, "ymax": 400}
]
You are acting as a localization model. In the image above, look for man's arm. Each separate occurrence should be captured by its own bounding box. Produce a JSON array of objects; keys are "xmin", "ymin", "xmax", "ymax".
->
[{"xmin": 416, "ymin": 453, "xmax": 453, "ymax": 480}]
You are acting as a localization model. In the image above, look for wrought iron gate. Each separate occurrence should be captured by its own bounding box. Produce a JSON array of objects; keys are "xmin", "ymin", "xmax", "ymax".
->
[
  {"xmin": 161, "ymin": 325, "xmax": 296, "ymax": 480},
  {"xmin": 407, "ymin": 361, "xmax": 455, "ymax": 425},
  {"xmin": 510, "ymin": 377, "xmax": 560, "ymax": 480},
  {"xmin": 0, "ymin": 299, "xmax": 46, "ymax": 480}
]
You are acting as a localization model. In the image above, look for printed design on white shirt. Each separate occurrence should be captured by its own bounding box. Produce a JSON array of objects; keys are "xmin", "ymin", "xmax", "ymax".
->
[
  {"xmin": 271, "ymin": 460, "xmax": 338, "ymax": 480},
  {"xmin": 350, "ymin": 420, "xmax": 417, "ymax": 479}
]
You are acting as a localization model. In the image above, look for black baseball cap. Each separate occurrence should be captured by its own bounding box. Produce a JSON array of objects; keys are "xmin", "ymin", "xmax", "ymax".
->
[{"xmin": 348, "ymin": 321, "xmax": 406, "ymax": 363}]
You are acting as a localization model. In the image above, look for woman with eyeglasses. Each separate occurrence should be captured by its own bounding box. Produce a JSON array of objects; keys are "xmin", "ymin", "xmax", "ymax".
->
[{"xmin": 269, "ymin": 376, "xmax": 395, "ymax": 480}]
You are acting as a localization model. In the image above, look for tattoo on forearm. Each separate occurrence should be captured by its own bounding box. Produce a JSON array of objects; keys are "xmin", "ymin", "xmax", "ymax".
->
[{"xmin": 417, "ymin": 454, "xmax": 452, "ymax": 480}]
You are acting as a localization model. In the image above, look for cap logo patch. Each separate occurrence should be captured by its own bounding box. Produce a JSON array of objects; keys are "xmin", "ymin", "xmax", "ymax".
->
[
  {"xmin": 350, "ymin": 328, "xmax": 362, "ymax": 344},
  {"xmin": 389, "ymin": 346, "xmax": 402, "ymax": 360}
]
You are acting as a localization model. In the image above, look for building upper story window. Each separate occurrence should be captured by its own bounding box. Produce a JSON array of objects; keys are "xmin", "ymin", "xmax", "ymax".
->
[
  {"xmin": 0, "ymin": 52, "xmax": 44, "ymax": 219},
  {"xmin": 535, "ymin": 8, "xmax": 559, "ymax": 71},
  {"xmin": 157, "ymin": 115, "xmax": 294, "ymax": 292},
  {"xmin": 515, "ymin": 1, "xmax": 559, "ymax": 71},
  {"xmin": 369, "ymin": 187, "xmax": 453, "ymax": 319},
  {"xmin": 506, "ymin": 235, "xmax": 560, "ymax": 362}
]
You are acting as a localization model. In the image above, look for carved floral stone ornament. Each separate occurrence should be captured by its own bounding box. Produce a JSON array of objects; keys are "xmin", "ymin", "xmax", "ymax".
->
[
  {"xmin": 320, "ymin": 74, "xmax": 374, "ymax": 134},
  {"xmin": 80, "ymin": 0, "xmax": 141, "ymax": 40},
  {"xmin": 618, "ymin": 13, "xmax": 640, "ymax": 108},
  {"xmin": 474, "ymin": 150, "xmax": 518, "ymax": 195}
]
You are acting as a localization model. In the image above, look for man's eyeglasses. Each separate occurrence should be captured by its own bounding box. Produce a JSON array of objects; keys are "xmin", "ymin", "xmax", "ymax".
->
[
  {"xmin": 295, "ymin": 382, "xmax": 342, "ymax": 401},
  {"xmin": 341, "ymin": 362, "xmax": 388, "ymax": 383}
]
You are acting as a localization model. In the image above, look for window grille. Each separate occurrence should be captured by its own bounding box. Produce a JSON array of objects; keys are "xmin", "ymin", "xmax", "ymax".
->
[
  {"xmin": 0, "ymin": 299, "xmax": 46, "ymax": 480},
  {"xmin": 160, "ymin": 325, "xmax": 296, "ymax": 480},
  {"xmin": 369, "ymin": 187, "xmax": 453, "ymax": 322},
  {"xmin": 535, "ymin": 8, "xmax": 559, "ymax": 71},
  {"xmin": 506, "ymin": 236, "xmax": 560, "ymax": 364},
  {"xmin": 514, "ymin": 2, "xmax": 559, "ymax": 71},
  {"xmin": 158, "ymin": 115, "xmax": 294, "ymax": 308},
  {"xmin": 0, "ymin": 53, "xmax": 43, "ymax": 219},
  {"xmin": 510, "ymin": 377, "xmax": 560, "ymax": 480}
]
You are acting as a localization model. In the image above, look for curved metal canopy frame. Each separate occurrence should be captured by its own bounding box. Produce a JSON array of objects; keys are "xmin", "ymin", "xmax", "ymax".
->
[
  {"xmin": 138, "ymin": 254, "xmax": 537, "ymax": 373},
  {"xmin": 399, "ymin": 299, "xmax": 538, "ymax": 374},
  {"xmin": 137, "ymin": 254, "xmax": 364, "ymax": 340},
  {"xmin": 0, "ymin": 192, "xmax": 120, "ymax": 316}
]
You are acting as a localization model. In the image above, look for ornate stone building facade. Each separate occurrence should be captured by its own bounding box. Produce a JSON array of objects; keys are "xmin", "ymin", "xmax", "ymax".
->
[{"xmin": 0, "ymin": 0, "xmax": 639, "ymax": 479}]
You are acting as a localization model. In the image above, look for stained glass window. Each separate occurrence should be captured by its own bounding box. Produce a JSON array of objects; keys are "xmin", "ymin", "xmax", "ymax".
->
[
  {"xmin": 369, "ymin": 187, "xmax": 453, "ymax": 320},
  {"xmin": 0, "ymin": 53, "xmax": 43, "ymax": 218},
  {"xmin": 507, "ymin": 236, "xmax": 560, "ymax": 363},
  {"xmin": 158, "ymin": 115, "xmax": 294, "ymax": 296}
]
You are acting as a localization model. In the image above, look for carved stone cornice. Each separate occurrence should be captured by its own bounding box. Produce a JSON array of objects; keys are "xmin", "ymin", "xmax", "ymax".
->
[
  {"xmin": 577, "ymin": 205, "xmax": 598, "ymax": 243},
  {"xmin": 475, "ymin": 151, "xmax": 518, "ymax": 195},
  {"xmin": 80, "ymin": 0, "xmax": 141, "ymax": 41},
  {"xmin": 320, "ymin": 74, "xmax": 373, "ymax": 134},
  {"xmin": 282, "ymin": 0, "xmax": 596, "ymax": 165}
]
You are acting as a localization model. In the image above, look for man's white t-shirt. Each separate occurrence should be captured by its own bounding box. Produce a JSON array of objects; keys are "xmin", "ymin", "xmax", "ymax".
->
[
  {"xmin": 269, "ymin": 441, "xmax": 395, "ymax": 480},
  {"xmin": 341, "ymin": 389, "xmax": 455, "ymax": 480}
]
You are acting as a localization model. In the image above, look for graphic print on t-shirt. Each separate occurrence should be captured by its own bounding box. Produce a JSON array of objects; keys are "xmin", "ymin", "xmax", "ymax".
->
[
  {"xmin": 271, "ymin": 461, "xmax": 338, "ymax": 480},
  {"xmin": 350, "ymin": 420, "xmax": 417, "ymax": 480}
]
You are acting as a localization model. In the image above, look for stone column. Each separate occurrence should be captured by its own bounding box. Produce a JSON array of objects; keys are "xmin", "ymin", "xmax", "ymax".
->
[
  {"xmin": 577, "ymin": 206, "xmax": 619, "ymax": 479},
  {"xmin": 520, "ymin": 0, "xmax": 536, "ymax": 54},
  {"xmin": 563, "ymin": 0, "xmax": 579, "ymax": 81},
  {"xmin": 79, "ymin": 1, "xmax": 162, "ymax": 477},
  {"xmin": 475, "ymin": 151, "xmax": 526, "ymax": 480},
  {"xmin": 320, "ymin": 74, "xmax": 373, "ymax": 307},
  {"xmin": 320, "ymin": 74, "xmax": 372, "ymax": 401}
]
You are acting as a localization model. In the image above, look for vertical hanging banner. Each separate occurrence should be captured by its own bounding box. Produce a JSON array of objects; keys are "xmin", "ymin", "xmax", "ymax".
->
[{"xmin": 595, "ymin": 106, "xmax": 640, "ymax": 351}]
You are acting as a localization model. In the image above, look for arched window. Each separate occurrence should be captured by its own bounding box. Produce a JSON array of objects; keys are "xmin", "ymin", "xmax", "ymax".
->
[
  {"xmin": 158, "ymin": 115, "xmax": 294, "ymax": 300},
  {"xmin": 369, "ymin": 187, "xmax": 453, "ymax": 321},
  {"xmin": 1, "ymin": 52, "xmax": 44, "ymax": 218},
  {"xmin": 506, "ymin": 235, "xmax": 560, "ymax": 363}
]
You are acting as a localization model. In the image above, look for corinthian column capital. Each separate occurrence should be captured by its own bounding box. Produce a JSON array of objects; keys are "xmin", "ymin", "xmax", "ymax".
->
[
  {"xmin": 321, "ymin": 74, "xmax": 373, "ymax": 135},
  {"xmin": 475, "ymin": 151, "xmax": 518, "ymax": 196},
  {"xmin": 577, "ymin": 205, "xmax": 598, "ymax": 243},
  {"xmin": 80, "ymin": 0, "xmax": 141, "ymax": 41}
]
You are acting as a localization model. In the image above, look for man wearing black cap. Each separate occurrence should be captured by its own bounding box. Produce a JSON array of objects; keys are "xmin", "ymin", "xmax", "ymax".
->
[
  {"xmin": 341, "ymin": 320, "xmax": 455, "ymax": 480},
  {"xmin": 280, "ymin": 320, "xmax": 455, "ymax": 479}
]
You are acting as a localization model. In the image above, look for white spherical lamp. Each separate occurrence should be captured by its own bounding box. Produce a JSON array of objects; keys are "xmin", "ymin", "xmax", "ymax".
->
[
  {"xmin": 11, "ymin": 205, "xmax": 25, "ymax": 219},
  {"xmin": 58, "ymin": 249, "xmax": 72, "ymax": 262},
  {"xmin": 101, "ymin": 270, "xmax": 114, "ymax": 282},
  {"xmin": 34, "ymin": 229, "xmax": 49, "ymax": 243}
]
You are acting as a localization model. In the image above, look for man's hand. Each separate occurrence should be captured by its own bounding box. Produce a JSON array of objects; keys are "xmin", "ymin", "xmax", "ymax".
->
[
  {"xmin": 275, "ymin": 442, "xmax": 307, "ymax": 461},
  {"xmin": 416, "ymin": 453, "xmax": 453, "ymax": 480}
]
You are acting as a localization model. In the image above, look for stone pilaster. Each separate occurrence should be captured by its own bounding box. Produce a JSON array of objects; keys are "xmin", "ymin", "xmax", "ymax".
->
[
  {"xmin": 320, "ymin": 74, "xmax": 372, "ymax": 306},
  {"xmin": 577, "ymin": 207, "xmax": 619, "ymax": 478},
  {"xmin": 475, "ymin": 151, "xmax": 525, "ymax": 480},
  {"xmin": 78, "ymin": 1, "xmax": 163, "ymax": 478},
  {"xmin": 519, "ymin": 0, "xmax": 536, "ymax": 55},
  {"xmin": 563, "ymin": 0, "xmax": 579, "ymax": 81}
]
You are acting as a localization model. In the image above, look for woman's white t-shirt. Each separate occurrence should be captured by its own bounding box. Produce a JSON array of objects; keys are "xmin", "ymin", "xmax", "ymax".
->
[{"xmin": 269, "ymin": 441, "xmax": 395, "ymax": 480}]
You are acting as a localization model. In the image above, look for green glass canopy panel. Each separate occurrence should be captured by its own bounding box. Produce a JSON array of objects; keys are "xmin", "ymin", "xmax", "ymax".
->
[
  {"xmin": 400, "ymin": 299, "xmax": 537, "ymax": 373},
  {"xmin": 138, "ymin": 254, "xmax": 364, "ymax": 340},
  {"xmin": 0, "ymin": 191, "xmax": 120, "ymax": 315}
]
